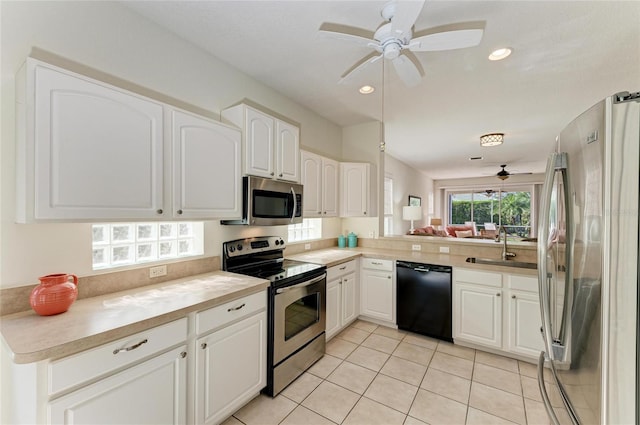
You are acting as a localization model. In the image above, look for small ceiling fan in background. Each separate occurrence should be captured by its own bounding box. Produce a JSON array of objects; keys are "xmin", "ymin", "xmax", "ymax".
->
[
  {"xmin": 318, "ymin": 0, "xmax": 485, "ymax": 87},
  {"xmin": 495, "ymin": 164, "xmax": 532, "ymax": 180}
]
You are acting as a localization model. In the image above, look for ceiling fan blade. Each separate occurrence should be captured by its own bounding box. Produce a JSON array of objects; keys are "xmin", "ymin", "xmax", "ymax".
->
[
  {"xmin": 410, "ymin": 22, "xmax": 485, "ymax": 52},
  {"xmin": 389, "ymin": 0, "xmax": 426, "ymax": 39},
  {"xmin": 391, "ymin": 52, "xmax": 423, "ymax": 87},
  {"xmin": 339, "ymin": 52, "xmax": 383, "ymax": 84},
  {"xmin": 318, "ymin": 22, "xmax": 377, "ymax": 48}
]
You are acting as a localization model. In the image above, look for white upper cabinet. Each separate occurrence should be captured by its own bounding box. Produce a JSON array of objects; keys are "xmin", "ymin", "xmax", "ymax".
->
[
  {"xmin": 301, "ymin": 150, "xmax": 339, "ymax": 217},
  {"xmin": 340, "ymin": 162, "xmax": 376, "ymax": 217},
  {"xmin": 16, "ymin": 58, "xmax": 164, "ymax": 222},
  {"xmin": 15, "ymin": 58, "xmax": 241, "ymax": 223},
  {"xmin": 171, "ymin": 109, "xmax": 241, "ymax": 219},
  {"xmin": 222, "ymin": 103, "xmax": 300, "ymax": 183},
  {"xmin": 275, "ymin": 120, "xmax": 300, "ymax": 182}
]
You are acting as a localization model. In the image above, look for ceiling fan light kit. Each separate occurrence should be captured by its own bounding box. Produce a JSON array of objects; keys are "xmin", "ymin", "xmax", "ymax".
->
[{"xmin": 480, "ymin": 133, "xmax": 504, "ymax": 147}]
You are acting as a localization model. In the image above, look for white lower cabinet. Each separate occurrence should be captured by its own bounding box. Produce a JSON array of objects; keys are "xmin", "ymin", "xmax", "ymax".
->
[
  {"xmin": 360, "ymin": 259, "xmax": 395, "ymax": 325},
  {"xmin": 195, "ymin": 291, "xmax": 267, "ymax": 425},
  {"xmin": 453, "ymin": 268, "xmax": 542, "ymax": 360},
  {"xmin": 48, "ymin": 345, "xmax": 187, "ymax": 424},
  {"xmin": 326, "ymin": 260, "xmax": 358, "ymax": 340},
  {"xmin": 455, "ymin": 282, "xmax": 502, "ymax": 349}
]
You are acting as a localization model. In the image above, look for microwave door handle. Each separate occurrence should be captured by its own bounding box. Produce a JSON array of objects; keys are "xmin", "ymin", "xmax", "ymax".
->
[{"xmin": 290, "ymin": 187, "xmax": 297, "ymax": 223}]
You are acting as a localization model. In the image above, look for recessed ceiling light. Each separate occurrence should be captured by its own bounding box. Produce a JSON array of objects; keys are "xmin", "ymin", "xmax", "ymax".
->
[
  {"xmin": 488, "ymin": 48, "xmax": 512, "ymax": 61},
  {"xmin": 359, "ymin": 85, "xmax": 375, "ymax": 94}
]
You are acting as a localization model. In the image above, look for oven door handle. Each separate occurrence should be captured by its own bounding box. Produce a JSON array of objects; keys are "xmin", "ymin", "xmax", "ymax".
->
[{"xmin": 276, "ymin": 273, "xmax": 326, "ymax": 294}]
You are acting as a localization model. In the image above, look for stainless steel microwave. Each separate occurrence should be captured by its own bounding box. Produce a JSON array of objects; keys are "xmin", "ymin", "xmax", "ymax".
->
[{"xmin": 221, "ymin": 176, "xmax": 303, "ymax": 226}]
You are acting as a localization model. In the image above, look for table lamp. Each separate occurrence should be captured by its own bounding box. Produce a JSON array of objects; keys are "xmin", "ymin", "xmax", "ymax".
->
[
  {"xmin": 430, "ymin": 217, "xmax": 442, "ymax": 229},
  {"xmin": 403, "ymin": 206, "xmax": 422, "ymax": 234}
]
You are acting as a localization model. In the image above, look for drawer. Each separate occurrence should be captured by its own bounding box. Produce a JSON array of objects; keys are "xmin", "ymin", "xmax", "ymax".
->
[
  {"xmin": 196, "ymin": 290, "xmax": 267, "ymax": 335},
  {"xmin": 454, "ymin": 268, "xmax": 502, "ymax": 287},
  {"xmin": 327, "ymin": 260, "xmax": 357, "ymax": 281},
  {"xmin": 508, "ymin": 274, "xmax": 538, "ymax": 292},
  {"xmin": 49, "ymin": 317, "xmax": 187, "ymax": 396},
  {"xmin": 361, "ymin": 258, "xmax": 393, "ymax": 271}
]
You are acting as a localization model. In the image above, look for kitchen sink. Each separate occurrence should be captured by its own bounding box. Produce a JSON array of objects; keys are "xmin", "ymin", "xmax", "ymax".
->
[{"xmin": 465, "ymin": 257, "xmax": 537, "ymax": 270}]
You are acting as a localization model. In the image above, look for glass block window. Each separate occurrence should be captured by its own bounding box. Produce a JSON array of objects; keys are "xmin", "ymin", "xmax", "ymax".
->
[
  {"xmin": 288, "ymin": 218, "xmax": 322, "ymax": 242},
  {"xmin": 92, "ymin": 222, "xmax": 204, "ymax": 270}
]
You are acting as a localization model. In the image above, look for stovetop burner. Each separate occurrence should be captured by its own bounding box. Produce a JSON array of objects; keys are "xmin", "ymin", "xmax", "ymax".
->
[{"xmin": 222, "ymin": 236, "xmax": 325, "ymax": 287}]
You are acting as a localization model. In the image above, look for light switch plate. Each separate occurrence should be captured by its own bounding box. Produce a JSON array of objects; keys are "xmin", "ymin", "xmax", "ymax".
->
[{"xmin": 305, "ymin": 243, "xmax": 311, "ymax": 250}]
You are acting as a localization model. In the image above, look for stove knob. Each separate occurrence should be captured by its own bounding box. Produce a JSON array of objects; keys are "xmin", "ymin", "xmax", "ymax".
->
[
  {"xmin": 279, "ymin": 239, "xmax": 284, "ymax": 245},
  {"xmin": 229, "ymin": 246, "xmax": 235, "ymax": 253},
  {"xmin": 237, "ymin": 244, "xmax": 243, "ymax": 251},
  {"xmin": 274, "ymin": 239, "xmax": 280, "ymax": 246}
]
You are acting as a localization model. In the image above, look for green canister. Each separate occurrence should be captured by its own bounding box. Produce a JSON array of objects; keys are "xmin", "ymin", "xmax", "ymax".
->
[
  {"xmin": 338, "ymin": 234, "xmax": 346, "ymax": 248},
  {"xmin": 347, "ymin": 232, "xmax": 357, "ymax": 248}
]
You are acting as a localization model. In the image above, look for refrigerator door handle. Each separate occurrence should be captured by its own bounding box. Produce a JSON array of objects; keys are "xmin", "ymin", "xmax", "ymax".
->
[
  {"xmin": 538, "ymin": 152, "xmax": 563, "ymax": 360},
  {"xmin": 538, "ymin": 352, "xmax": 561, "ymax": 425}
]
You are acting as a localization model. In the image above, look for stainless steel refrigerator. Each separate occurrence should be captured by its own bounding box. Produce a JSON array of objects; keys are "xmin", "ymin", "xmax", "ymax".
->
[{"xmin": 537, "ymin": 91, "xmax": 639, "ymax": 425}]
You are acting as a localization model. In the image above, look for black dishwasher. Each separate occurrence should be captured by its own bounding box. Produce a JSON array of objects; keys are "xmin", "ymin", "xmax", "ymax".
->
[{"xmin": 396, "ymin": 261, "xmax": 452, "ymax": 342}]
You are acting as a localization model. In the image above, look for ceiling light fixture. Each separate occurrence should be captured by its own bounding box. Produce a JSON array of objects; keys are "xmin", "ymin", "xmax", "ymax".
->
[
  {"xmin": 480, "ymin": 133, "xmax": 504, "ymax": 147},
  {"xmin": 488, "ymin": 47, "xmax": 512, "ymax": 61},
  {"xmin": 359, "ymin": 85, "xmax": 375, "ymax": 94}
]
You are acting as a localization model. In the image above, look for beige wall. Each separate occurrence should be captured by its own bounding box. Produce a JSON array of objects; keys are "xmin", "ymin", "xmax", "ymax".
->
[{"xmin": 0, "ymin": 1, "xmax": 343, "ymax": 287}]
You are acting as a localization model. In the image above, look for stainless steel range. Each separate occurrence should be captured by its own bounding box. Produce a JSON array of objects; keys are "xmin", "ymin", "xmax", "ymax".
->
[{"xmin": 222, "ymin": 236, "xmax": 326, "ymax": 396}]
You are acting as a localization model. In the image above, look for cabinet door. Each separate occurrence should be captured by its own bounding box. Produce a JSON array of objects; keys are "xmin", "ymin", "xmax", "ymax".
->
[
  {"xmin": 275, "ymin": 120, "xmax": 300, "ymax": 182},
  {"xmin": 326, "ymin": 278, "xmax": 341, "ymax": 340},
  {"xmin": 196, "ymin": 311, "xmax": 267, "ymax": 425},
  {"xmin": 245, "ymin": 108, "xmax": 274, "ymax": 178},
  {"xmin": 48, "ymin": 346, "xmax": 187, "ymax": 425},
  {"xmin": 301, "ymin": 151, "xmax": 322, "ymax": 217},
  {"xmin": 32, "ymin": 64, "xmax": 164, "ymax": 220},
  {"xmin": 341, "ymin": 272, "xmax": 357, "ymax": 325},
  {"xmin": 341, "ymin": 163, "xmax": 369, "ymax": 217},
  {"xmin": 172, "ymin": 110, "xmax": 241, "ymax": 219},
  {"xmin": 508, "ymin": 290, "xmax": 544, "ymax": 357},
  {"xmin": 454, "ymin": 283, "xmax": 502, "ymax": 348},
  {"xmin": 361, "ymin": 270, "xmax": 393, "ymax": 322},
  {"xmin": 322, "ymin": 158, "xmax": 339, "ymax": 217}
]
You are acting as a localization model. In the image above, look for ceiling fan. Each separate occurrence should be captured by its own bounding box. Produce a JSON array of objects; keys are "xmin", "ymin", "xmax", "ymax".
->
[
  {"xmin": 496, "ymin": 164, "xmax": 532, "ymax": 180},
  {"xmin": 318, "ymin": 0, "xmax": 484, "ymax": 87}
]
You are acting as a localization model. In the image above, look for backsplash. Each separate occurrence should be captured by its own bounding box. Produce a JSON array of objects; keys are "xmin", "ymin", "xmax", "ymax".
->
[{"xmin": 0, "ymin": 256, "xmax": 219, "ymax": 316}]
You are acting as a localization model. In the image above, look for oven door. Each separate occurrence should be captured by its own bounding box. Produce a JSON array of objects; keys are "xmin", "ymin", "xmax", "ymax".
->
[{"xmin": 273, "ymin": 273, "xmax": 326, "ymax": 365}]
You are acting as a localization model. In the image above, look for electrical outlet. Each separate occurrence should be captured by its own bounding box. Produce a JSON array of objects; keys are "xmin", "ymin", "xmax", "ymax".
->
[
  {"xmin": 439, "ymin": 246, "xmax": 450, "ymax": 253},
  {"xmin": 368, "ymin": 231, "xmax": 374, "ymax": 238},
  {"xmin": 412, "ymin": 244, "xmax": 421, "ymax": 251},
  {"xmin": 149, "ymin": 265, "xmax": 167, "ymax": 278},
  {"xmin": 305, "ymin": 243, "xmax": 311, "ymax": 250}
]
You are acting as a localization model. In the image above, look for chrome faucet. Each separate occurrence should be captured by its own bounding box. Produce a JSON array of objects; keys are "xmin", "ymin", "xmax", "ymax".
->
[{"xmin": 501, "ymin": 226, "xmax": 516, "ymax": 260}]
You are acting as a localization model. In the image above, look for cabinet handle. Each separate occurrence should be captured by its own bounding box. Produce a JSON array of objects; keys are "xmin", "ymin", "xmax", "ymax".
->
[
  {"xmin": 270, "ymin": 172, "xmax": 275, "ymax": 176},
  {"xmin": 180, "ymin": 351, "xmax": 187, "ymax": 359},
  {"xmin": 201, "ymin": 343, "xmax": 207, "ymax": 349},
  {"xmin": 496, "ymin": 293, "xmax": 501, "ymax": 297},
  {"xmin": 177, "ymin": 209, "xmax": 183, "ymax": 215},
  {"xmin": 339, "ymin": 279, "xmax": 342, "ymax": 284},
  {"xmin": 364, "ymin": 211, "xmax": 367, "ymax": 215},
  {"xmin": 156, "ymin": 209, "xmax": 163, "ymax": 214},
  {"xmin": 372, "ymin": 262, "xmax": 382, "ymax": 265},
  {"xmin": 511, "ymin": 295, "xmax": 516, "ymax": 299},
  {"xmin": 387, "ymin": 275, "xmax": 392, "ymax": 279},
  {"xmin": 318, "ymin": 211, "xmax": 322, "ymax": 214},
  {"xmin": 113, "ymin": 338, "xmax": 148, "ymax": 355},
  {"xmin": 279, "ymin": 173, "xmax": 283, "ymax": 177},
  {"xmin": 339, "ymin": 266, "xmax": 347, "ymax": 270},
  {"xmin": 227, "ymin": 303, "xmax": 246, "ymax": 312},
  {"xmin": 323, "ymin": 211, "xmax": 327, "ymax": 215}
]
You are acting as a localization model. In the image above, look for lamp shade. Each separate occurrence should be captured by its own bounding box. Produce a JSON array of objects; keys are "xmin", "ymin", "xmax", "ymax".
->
[
  {"xmin": 403, "ymin": 206, "xmax": 422, "ymax": 221},
  {"xmin": 430, "ymin": 217, "xmax": 442, "ymax": 226}
]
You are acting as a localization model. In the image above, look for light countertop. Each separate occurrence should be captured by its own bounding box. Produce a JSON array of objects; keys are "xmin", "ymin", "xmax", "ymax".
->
[
  {"xmin": 1, "ymin": 271, "xmax": 269, "ymax": 364},
  {"xmin": 288, "ymin": 247, "xmax": 538, "ymax": 275}
]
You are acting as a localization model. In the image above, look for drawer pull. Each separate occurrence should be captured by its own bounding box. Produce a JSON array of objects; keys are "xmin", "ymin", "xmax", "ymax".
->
[
  {"xmin": 339, "ymin": 266, "xmax": 347, "ymax": 270},
  {"xmin": 113, "ymin": 338, "xmax": 148, "ymax": 355},
  {"xmin": 496, "ymin": 293, "xmax": 501, "ymax": 297},
  {"xmin": 180, "ymin": 351, "xmax": 187, "ymax": 359},
  {"xmin": 512, "ymin": 295, "xmax": 516, "ymax": 299},
  {"xmin": 372, "ymin": 262, "xmax": 382, "ymax": 265},
  {"xmin": 227, "ymin": 303, "xmax": 246, "ymax": 312},
  {"xmin": 201, "ymin": 343, "xmax": 207, "ymax": 349}
]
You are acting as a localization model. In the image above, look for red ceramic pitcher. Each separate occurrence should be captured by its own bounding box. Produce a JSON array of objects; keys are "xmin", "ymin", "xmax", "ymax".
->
[{"xmin": 30, "ymin": 274, "xmax": 79, "ymax": 316}]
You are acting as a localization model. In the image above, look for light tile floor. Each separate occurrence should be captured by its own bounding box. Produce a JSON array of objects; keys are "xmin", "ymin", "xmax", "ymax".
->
[{"xmin": 224, "ymin": 320, "xmax": 572, "ymax": 425}]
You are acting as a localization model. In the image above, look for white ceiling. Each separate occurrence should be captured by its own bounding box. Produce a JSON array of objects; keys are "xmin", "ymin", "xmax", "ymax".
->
[{"xmin": 122, "ymin": 1, "xmax": 640, "ymax": 180}]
